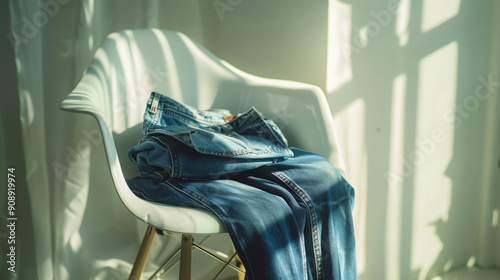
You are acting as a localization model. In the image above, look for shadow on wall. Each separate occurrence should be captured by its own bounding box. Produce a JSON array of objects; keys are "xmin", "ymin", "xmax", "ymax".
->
[{"xmin": 328, "ymin": 0, "xmax": 495, "ymax": 280}]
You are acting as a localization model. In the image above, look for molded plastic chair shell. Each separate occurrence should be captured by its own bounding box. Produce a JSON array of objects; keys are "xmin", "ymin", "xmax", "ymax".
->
[{"xmin": 60, "ymin": 28, "xmax": 345, "ymax": 236}]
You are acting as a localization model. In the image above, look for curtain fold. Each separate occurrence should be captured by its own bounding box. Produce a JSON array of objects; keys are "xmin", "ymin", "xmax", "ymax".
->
[
  {"xmin": 7, "ymin": 1, "xmax": 216, "ymax": 279},
  {"xmin": 9, "ymin": 0, "xmax": 52, "ymax": 278}
]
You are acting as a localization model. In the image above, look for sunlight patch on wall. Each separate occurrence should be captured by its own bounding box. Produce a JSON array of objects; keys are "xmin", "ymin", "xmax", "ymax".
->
[
  {"xmin": 19, "ymin": 89, "xmax": 35, "ymax": 127},
  {"xmin": 466, "ymin": 256, "xmax": 476, "ymax": 267},
  {"xmin": 386, "ymin": 74, "xmax": 407, "ymax": 190},
  {"xmin": 493, "ymin": 209, "xmax": 499, "ymax": 228},
  {"xmin": 327, "ymin": 0, "xmax": 353, "ymax": 93},
  {"xmin": 385, "ymin": 74, "xmax": 407, "ymax": 280},
  {"xmin": 415, "ymin": 41, "xmax": 457, "ymax": 152},
  {"xmin": 70, "ymin": 232, "xmax": 83, "ymax": 253},
  {"xmin": 83, "ymin": 0, "xmax": 95, "ymax": 50},
  {"xmin": 421, "ymin": 0, "xmax": 461, "ymax": 33},
  {"xmin": 411, "ymin": 41, "xmax": 458, "ymax": 277},
  {"xmin": 396, "ymin": 0, "xmax": 411, "ymax": 46}
]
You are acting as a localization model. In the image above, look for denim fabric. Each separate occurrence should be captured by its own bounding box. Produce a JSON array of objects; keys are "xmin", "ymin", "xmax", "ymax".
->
[
  {"xmin": 128, "ymin": 92, "xmax": 294, "ymax": 179},
  {"xmin": 126, "ymin": 92, "xmax": 357, "ymax": 279},
  {"xmin": 126, "ymin": 148, "xmax": 357, "ymax": 280}
]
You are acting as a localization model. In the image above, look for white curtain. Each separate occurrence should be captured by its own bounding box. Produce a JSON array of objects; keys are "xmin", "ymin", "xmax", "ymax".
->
[
  {"xmin": 6, "ymin": 1, "xmax": 224, "ymax": 279},
  {"xmin": 6, "ymin": 0, "xmax": 500, "ymax": 280}
]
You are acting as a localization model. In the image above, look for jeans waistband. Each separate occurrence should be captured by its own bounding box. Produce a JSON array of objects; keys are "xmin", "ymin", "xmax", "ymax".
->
[{"xmin": 142, "ymin": 92, "xmax": 293, "ymax": 159}]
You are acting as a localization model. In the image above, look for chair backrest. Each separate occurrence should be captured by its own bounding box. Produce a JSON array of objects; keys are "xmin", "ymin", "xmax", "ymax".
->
[{"xmin": 61, "ymin": 29, "xmax": 346, "ymax": 218}]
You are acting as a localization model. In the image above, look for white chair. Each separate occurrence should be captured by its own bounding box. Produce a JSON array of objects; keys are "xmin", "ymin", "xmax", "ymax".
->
[{"xmin": 60, "ymin": 28, "xmax": 345, "ymax": 280}]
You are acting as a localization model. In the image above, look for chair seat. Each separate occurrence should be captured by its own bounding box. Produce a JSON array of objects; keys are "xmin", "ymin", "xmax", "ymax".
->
[{"xmin": 130, "ymin": 199, "xmax": 225, "ymax": 234}]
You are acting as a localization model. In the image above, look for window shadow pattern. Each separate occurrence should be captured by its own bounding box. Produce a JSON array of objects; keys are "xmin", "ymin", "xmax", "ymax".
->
[{"xmin": 329, "ymin": 1, "xmax": 496, "ymax": 279}]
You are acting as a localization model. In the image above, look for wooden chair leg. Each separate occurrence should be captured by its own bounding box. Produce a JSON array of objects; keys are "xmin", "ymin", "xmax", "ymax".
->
[
  {"xmin": 179, "ymin": 234, "xmax": 194, "ymax": 280},
  {"xmin": 236, "ymin": 255, "xmax": 246, "ymax": 280},
  {"xmin": 129, "ymin": 225, "xmax": 157, "ymax": 280}
]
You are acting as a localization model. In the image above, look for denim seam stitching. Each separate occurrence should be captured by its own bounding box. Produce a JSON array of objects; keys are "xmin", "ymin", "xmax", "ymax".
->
[{"xmin": 262, "ymin": 165, "xmax": 323, "ymax": 280}]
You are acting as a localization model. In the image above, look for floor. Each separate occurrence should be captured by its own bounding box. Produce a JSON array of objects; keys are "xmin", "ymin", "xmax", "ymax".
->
[{"xmin": 429, "ymin": 267, "xmax": 500, "ymax": 280}]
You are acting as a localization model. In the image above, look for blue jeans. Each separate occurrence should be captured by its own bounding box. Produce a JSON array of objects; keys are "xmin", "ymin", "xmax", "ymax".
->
[
  {"xmin": 127, "ymin": 93, "xmax": 357, "ymax": 279},
  {"xmin": 128, "ymin": 92, "xmax": 293, "ymax": 179}
]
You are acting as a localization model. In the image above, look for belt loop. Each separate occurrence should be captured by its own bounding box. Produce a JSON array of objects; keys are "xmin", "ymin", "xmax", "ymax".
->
[{"xmin": 149, "ymin": 92, "xmax": 161, "ymax": 114}]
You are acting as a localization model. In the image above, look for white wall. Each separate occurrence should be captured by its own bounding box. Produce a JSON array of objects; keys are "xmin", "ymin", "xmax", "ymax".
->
[
  {"xmin": 197, "ymin": 0, "xmax": 329, "ymax": 92},
  {"xmin": 327, "ymin": 0, "xmax": 500, "ymax": 279},
  {"xmin": 477, "ymin": 0, "xmax": 500, "ymax": 269},
  {"xmin": 196, "ymin": 0, "xmax": 500, "ymax": 279}
]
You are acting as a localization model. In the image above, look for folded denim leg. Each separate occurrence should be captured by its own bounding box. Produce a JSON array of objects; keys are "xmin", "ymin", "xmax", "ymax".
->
[
  {"xmin": 126, "ymin": 148, "xmax": 357, "ymax": 280},
  {"xmin": 128, "ymin": 134, "xmax": 289, "ymax": 179}
]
